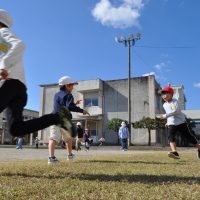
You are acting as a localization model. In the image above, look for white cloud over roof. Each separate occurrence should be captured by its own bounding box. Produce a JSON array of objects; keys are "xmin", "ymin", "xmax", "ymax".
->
[{"xmin": 92, "ymin": 0, "xmax": 145, "ymax": 29}]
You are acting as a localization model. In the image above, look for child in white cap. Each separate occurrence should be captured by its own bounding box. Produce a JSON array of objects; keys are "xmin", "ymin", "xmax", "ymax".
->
[{"xmin": 48, "ymin": 76, "xmax": 90, "ymax": 164}]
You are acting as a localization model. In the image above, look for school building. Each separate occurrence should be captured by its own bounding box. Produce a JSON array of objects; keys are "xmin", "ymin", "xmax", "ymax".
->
[{"xmin": 38, "ymin": 75, "xmax": 168, "ymax": 145}]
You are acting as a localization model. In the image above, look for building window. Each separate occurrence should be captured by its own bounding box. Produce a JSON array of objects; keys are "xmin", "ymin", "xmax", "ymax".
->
[{"xmin": 84, "ymin": 98, "xmax": 98, "ymax": 107}]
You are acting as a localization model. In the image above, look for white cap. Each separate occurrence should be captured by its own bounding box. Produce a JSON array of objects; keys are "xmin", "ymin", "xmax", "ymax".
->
[
  {"xmin": 58, "ymin": 76, "xmax": 78, "ymax": 86},
  {"xmin": 121, "ymin": 121, "xmax": 126, "ymax": 126},
  {"xmin": 0, "ymin": 9, "xmax": 13, "ymax": 28},
  {"xmin": 77, "ymin": 122, "xmax": 81, "ymax": 126}
]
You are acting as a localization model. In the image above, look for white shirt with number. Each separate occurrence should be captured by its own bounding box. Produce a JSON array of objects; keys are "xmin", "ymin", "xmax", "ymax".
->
[
  {"xmin": 0, "ymin": 27, "xmax": 25, "ymax": 84},
  {"xmin": 163, "ymin": 98, "xmax": 186, "ymax": 126}
]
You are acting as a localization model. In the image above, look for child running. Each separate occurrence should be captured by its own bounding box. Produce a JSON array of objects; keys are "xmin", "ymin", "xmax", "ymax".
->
[
  {"xmin": 0, "ymin": 9, "xmax": 72, "ymax": 139},
  {"xmin": 48, "ymin": 76, "xmax": 90, "ymax": 164},
  {"xmin": 157, "ymin": 86, "xmax": 200, "ymax": 159}
]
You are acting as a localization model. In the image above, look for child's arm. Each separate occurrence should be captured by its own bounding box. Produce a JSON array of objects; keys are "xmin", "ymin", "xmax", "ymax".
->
[
  {"xmin": 0, "ymin": 28, "xmax": 25, "ymax": 71},
  {"xmin": 65, "ymin": 94, "xmax": 90, "ymax": 115}
]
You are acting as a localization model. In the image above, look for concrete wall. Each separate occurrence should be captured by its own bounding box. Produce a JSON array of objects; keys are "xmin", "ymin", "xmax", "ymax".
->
[{"xmin": 103, "ymin": 76, "xmax": 160, "ymax": 145}]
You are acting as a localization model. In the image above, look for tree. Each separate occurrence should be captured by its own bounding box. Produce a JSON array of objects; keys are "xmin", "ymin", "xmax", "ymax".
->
[
  {"xmin": 107, "ymin": 118, "xmax": 128, "ymax": 144},
  {"xmin": 132, "ymin": 117, "xmax": 166, "ymax": 146}
]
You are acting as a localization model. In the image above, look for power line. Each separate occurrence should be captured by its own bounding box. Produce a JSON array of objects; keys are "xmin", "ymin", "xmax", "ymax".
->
[{"xmin": 135, "ymin": 45, "xmax": 198, "ymax": 49}]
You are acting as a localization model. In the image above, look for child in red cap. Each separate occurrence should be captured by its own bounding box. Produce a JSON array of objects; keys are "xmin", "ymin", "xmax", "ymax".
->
[{"xmin": 157, "ymin": 86, "xmax": 200, "ymax": 159}]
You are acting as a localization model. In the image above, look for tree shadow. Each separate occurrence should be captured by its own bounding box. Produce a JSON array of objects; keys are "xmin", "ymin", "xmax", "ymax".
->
[
  {"xmin": 78, "ymin": 160, "xmax": 185, "ymax": 165},
  {"xmin": 77, "ymin": 173, "xmax": 200, "ymax": 184},
  {"xmin": 1, "ymin": 172, "xmax": 199, "ymax": 184}
]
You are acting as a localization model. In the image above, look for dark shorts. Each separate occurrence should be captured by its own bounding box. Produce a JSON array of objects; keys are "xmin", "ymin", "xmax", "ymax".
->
[{"xmin": 168, "ymin": 123, "xmax": 198, "ymax": 145}]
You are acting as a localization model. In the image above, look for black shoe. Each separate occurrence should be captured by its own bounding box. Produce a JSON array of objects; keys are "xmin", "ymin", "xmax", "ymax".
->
[
  {"xmin": 197, "ymin": 150, "xmax": 200, "ymax": 159},
  {"xmin": 168, "ymin": 151, "xmax": 180, "ymax": 159},
  {"xmin": 58, "ymin": 107, "xmax": 73, "ymax": 135}
]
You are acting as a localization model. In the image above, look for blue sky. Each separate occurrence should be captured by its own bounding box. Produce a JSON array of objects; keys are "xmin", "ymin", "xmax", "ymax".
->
[{"xmin": 1, "ymin": 0, "xmax": 200, "ymax": 110}]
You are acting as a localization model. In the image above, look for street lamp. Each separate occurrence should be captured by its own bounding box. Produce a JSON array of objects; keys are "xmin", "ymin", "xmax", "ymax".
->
[{"xmin": 115, "ymin": 33, "xmax": 141, "ymax": 145}]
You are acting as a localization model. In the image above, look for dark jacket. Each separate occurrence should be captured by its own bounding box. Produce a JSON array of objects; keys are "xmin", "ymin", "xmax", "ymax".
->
[
  {"xmin": 76, "ymin": 126, "xmax": 84, "ymax": 138},
  {"xmin": 53, "ymin": 90, "xmax": 83, "ymax": 118},
  {"xmin": 83, "ymin": 132, "xmax": 90, "ymax": 142}
]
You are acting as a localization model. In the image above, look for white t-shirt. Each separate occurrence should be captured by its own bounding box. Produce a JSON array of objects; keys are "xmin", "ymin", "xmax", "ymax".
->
[
  {"xmin": 0, "ymin": 27, "xmax": 25, "ymax": 84},
  {"xmin": 163, "ymin": 98, "xmax": 186, "ymax": 126}
]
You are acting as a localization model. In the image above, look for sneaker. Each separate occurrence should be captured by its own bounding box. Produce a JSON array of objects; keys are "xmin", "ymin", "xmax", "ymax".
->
[
  {"xmin": 123, "ymin": 149, "xmax": 128, "ymax": 151},
  {"xmin": 197, "ymin": 150, "xmax": 200, "ymax": 159},
  {"xmin": 67, "ymin": 153, "xmax": 75, "ymax": 160},
  {"xmin": 168, "ymin": 151, "xmax": 180, "ymax": 159},
  {"xmin": 48, "ymin": 157, "xmax": 59, "ymax": 164},
  {"xmin": 58, "ymin": 107, "xmax": 73, "ymax": 135}
]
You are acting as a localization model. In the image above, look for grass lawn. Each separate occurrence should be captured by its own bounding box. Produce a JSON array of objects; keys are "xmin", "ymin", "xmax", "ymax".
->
[{"xmin": 0, "ymin": 151, "xmax": 200, "ymax": 200}]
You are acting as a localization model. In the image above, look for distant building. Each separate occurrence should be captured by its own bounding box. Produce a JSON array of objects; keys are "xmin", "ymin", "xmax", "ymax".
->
[
  {"xmin": 39, "ymin": 75, "xmax": 167, "ymax": 145},
  {"xmin": 171, "ymin": 85, "xmax": 186, "ymax": 110},
  {"xmin": 0, "ymin": 109, "xmax": 39, "ymax": 145}
]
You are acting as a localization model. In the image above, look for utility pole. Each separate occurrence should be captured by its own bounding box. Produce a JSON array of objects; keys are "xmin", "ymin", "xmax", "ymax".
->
[{"xmin": 115, "ymin": 33, "xmax": 141, "ymax": 145}]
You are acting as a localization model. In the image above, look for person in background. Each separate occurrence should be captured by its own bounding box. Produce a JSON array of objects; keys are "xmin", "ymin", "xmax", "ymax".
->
[
  {"xmin": 35, "ymin": 137, "xmax": 39, "ymax": 149},
  {"xmin": 118, "ymin": 121, "xmax": 129, "ymax": 151},
  {"xmin": 83, "ymin": 128, "xmax": 92, "ymax": 151},
  {"xmin": 76, "ymin": 122, "xmax": 84, "ymax": 151},
  {"xmin": 97, "ymin": 137, "xmax": 105, "ymax": 146},
  {"xmin": 16, "ymin": 136, "xmax": 23, "ymax": 149}
]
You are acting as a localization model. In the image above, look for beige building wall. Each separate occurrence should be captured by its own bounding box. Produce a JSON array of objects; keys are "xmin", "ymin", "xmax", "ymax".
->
[{"xmin": 39, "ymin": 76, "xmax": 165, "ymax": 145}]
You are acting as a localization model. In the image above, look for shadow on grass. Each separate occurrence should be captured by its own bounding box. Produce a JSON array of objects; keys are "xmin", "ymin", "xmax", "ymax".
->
[
  {"xmin": 1, "ymin": 172, "xmax": 199, "ymax": 184},
  {"xmin": 78, "ymin": 160, "xmax": 185, "ymax": 165}
]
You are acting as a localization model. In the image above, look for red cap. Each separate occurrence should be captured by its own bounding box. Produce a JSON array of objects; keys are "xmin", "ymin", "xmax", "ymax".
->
[{"xmin": 161, "ymin": 87, "xmax": 174, "ymax": 94}]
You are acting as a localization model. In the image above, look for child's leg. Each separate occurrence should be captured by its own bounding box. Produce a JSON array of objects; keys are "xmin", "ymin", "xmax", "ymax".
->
[
  {"xmin": 60, "ymin": 128, "xmax": 73, "ymax": 155},
  {"xmin": 194, "ymin": 144, "xmax": 200, "ymax": 150},
  {"xmin": 49, "ymin": 125, "xmax": 61, "ymax": 157},
  {"xmin": 169, "ymin": 142, "xmax": 177, "ymax": 152},
  {"xmin": 78, "ymin": 138, "xmax": 82, "ymax": 149},
  {"xmin": 168, "ymin": 125, "xmax": 178, "ymax": 152},
  {"xmin": 75, "ymin": 137, "xmax": 79, "ymax": 151},
  {"xmin": 49, "ymin": 139, "xmax": 57, "ymax": 157},
  {"xmin": 66, "ymin": 138, "xmax": 73, "ymax": 155}
]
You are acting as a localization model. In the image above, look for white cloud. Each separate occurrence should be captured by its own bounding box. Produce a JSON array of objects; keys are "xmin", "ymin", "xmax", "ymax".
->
[
  {"xmin": 194, "ymin": 83, "xmax": 200, "ymax": 88},
  {"xmin": 92, "ymin": 0, "xmax": 145, "ymax": 29},
  {"xmin": 154, "ymin": 62, "xmax": 166, "ymax": 71}
]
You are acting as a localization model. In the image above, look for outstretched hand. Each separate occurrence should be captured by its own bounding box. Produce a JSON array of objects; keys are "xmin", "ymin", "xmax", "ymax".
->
[
  {"xmin": 83, "ymin": 110, "xmax": 90, "ymax": 116},
  {"xmin": 75, "ymin": 99, "xmax": 82, "ymax": 105},
  {"xmin": 0, "ymin": 69, "xmax": 8, "ymax": 79}
]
